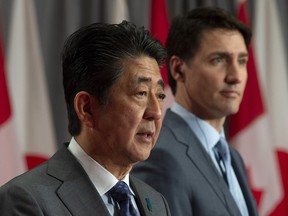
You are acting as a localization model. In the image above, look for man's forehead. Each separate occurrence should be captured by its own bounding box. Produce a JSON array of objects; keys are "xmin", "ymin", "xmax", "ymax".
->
[{"xmin": 198, "ymin": 30, "xmax": 247, "ymax": 53}]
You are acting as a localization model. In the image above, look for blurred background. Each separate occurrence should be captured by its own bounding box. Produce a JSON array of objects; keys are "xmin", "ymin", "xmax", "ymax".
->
[{"xmin": 0, "ymin": 0, "xmax": 288, "ymax": 215}]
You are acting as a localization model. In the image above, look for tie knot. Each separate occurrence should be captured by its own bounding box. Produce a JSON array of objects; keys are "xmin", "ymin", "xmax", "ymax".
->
[
  {"xmin": 109, "ymin": 181, "xmax": 131, "ymax": 203},
  {"xmin": 214, "ymin": 138, "xmax": 227, "ymax": 158}
]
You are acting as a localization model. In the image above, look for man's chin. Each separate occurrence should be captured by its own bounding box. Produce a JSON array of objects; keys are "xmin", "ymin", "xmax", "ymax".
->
[
  {"xmin": 135, "ymin": 151, "xmax": 151, "ymax": 163},
  {"xmin": 230, "ymin": 107, "xmax": 240, "ymax": 115}
]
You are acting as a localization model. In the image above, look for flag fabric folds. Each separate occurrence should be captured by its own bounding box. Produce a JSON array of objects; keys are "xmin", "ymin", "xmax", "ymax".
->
[
  {"xmin": 6, "ymin": 0, "xmax": 56, "ymax": 171},
  {"xmin": 229, "ymin": 1, "xmax": 288, "ymax": 215}
]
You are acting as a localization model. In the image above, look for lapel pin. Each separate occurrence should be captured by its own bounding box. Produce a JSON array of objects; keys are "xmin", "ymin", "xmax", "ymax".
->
[{"xmin": 145, "ymin": 197, "xmax": 152, "ymax": 212}]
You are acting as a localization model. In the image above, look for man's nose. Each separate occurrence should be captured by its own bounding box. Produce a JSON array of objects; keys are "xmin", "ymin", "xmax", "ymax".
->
[
  {"xmin": 225, "ymin": 62, "xmax": 246, "ymax": 84},
  {"xmin": 144, "ymin": 94, "xmax": 162, "ymax": 121}
]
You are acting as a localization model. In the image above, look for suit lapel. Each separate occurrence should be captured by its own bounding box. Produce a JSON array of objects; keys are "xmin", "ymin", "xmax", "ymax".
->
[
  {"xmin": 184, "ymin": 129, "xmax": 231, "ymax": 205},
  {"xmin": 130, "ymin": 176, "xmax": 171, "ymax": 216},
  {"xmin": 130, "ymin": 176, "xmax": 153, "ymax": 216},
  {"xmin": 231, "ymin": 149, "xmax": 257, "ymax": 215},
  {"xmin": 47, "ymin": 146, "xmax": 110, "ymax": 216},
  {"xmin": 164, "ymin": 110, "xmax": 241, "ymax": 215}
]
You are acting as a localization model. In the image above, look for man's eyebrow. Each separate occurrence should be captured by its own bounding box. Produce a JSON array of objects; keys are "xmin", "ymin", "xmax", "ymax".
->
[
  {"xmin": 137, "ymin": 76, "xmax": 165, "ymax": 90},
  {"xmin": 137, "ymin": 76, "xmax": 152, "ymax": 84},
  {"xmin": 158, "ymin": 79, "xmax": 165, "ymax": 90},
  {"xmin": 211, "ymin": 51, "xmax": 248, "ymax": 58},
  {"xmin": 239, "ymin": 52, "xmax": 248, "ymax": 58}
]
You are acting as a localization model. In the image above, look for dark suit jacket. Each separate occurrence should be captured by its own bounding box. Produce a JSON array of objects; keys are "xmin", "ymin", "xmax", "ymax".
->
[
  {"xmin": 0, "ymin": 145, "xmax": 171, "ymax": 216},
  {"xmin": 132, "ymin": 109, "xmax": 258, "ymax": 216}
]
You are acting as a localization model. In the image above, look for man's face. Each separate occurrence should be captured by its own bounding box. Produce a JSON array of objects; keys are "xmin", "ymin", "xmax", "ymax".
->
[
  {"xmin": 94, "ymin": 56, "xmax": 165, "ymax": 166},
  {"xmin": 179, "ymin": 29, "xmax": 248, "ymax": 120}
]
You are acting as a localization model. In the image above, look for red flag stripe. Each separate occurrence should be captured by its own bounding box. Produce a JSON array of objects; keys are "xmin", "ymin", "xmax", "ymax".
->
[
  {"xmin": 228, "ymin": 2, "xmax": 265, "ymax": 139},
  {"xmin": 25, "ymin": 155, "xmax": 48, "ymax": 170},
  {"xmin": 0, "ymin": 34, "xmax": 11, "ymax": 125},
  {"xmin": 150, "ymin": 0, "xmax": 169, "ymax": 85}
]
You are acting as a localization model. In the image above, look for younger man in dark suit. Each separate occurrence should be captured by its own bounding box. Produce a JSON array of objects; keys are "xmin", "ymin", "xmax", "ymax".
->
[
  {"xmin": 133, "ymin": 7, "xmax": 258, "ymax": 216},
  {"xmin": 0, "ymin": 21, "xmax": 170, "ymax": 216}
]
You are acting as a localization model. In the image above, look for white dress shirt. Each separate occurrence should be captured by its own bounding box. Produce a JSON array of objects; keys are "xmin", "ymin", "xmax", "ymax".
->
[{"xmin": 68, "ymin": 137, "xmax": 140, "ymax": 216}]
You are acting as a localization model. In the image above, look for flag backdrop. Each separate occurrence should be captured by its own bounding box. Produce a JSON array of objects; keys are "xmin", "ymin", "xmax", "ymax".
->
[
  {"xmin": 150, "ymin": 0, "xmax": 174, "ymax": 113},
  {"xmin": 0, "ymin": 28, "xmax": 25, "ymax": 186},
  {"xmin": 1, "ymin": 2, "xmax": 288, "ymax": 213},
  {"xmin": 5, "ymin": 0, "xmax": 56, "ymax": 172},
  {"xmin": 229, "ymin": 0, "xmax": 288, "ymax": 215}
]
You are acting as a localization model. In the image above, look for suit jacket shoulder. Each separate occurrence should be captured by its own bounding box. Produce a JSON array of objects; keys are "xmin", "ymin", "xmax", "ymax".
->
[{"xmin": 0, "ymin": 145, "xmax": 111, "ymax": 216}]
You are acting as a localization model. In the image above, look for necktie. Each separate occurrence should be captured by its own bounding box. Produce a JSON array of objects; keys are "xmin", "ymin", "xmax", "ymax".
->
[
  {"xmin": 109, "ymin": 181, "xmax": 138, "ymax": 216},
  {"xmin": 214, "ymin": 138, "xmax": 249, "ymax": 216},
  {"xmin": 214, "ymin": 139, "xmax": 229, "ymax": 186}
]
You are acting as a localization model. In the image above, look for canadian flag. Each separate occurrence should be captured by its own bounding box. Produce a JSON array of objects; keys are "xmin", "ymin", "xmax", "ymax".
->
[
  {"xmin": 229, "ymin": 0, "xmax": 288, "ymax": 215},
  {"xmin": 5, "ymin": 0, "xmax": 56, "ymax": 173},
  {"xmin": 150, "ymin": 0, "xmax": 173, "ymax": 113},
  {"xmin": 0, "ymin": 30, "xmax": 25, "ymax": 186}
]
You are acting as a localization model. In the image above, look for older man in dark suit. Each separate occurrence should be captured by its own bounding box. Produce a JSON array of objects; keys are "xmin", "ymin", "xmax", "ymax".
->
[{"xmin": 0, "ymin": 21, "xmax": 170, "ymax": 216}]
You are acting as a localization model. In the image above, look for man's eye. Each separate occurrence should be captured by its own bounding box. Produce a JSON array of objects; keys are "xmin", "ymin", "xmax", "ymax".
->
[
  {"xmin": 211, "ymin": 57, "xmax": 224, "ymax": 64},
  {"xmin": 239, "ymin": 58, "xmax": 248, "ymax": 65},
  {"xmin": 158, "ymin": 93, "xmax": 166, "ymax": 101},
  {"xmin": 137, "ymin": 91, "xmax": 147, "ymax": 97}
]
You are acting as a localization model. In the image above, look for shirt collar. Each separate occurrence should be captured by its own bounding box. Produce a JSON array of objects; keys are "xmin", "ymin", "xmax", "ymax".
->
[
  {"xmin": 170, "ymin": 102, "xmax": 225, "ymax": 152},
  {"xmin": 67, "ymin": 137, "xmax": 133, "ymax": 196}
]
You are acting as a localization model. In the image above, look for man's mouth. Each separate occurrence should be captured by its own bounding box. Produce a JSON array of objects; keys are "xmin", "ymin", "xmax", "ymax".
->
[
  {"xmin": 136, "ymin": 130, "xmax": 154, "ymax": 143},
  {"xmin": 220, "ymin": 90, "xmax": 240, "ymax": 98},
  {"xmin": 137, "ymin": 131, "xmax": 154, "ymax": 137}
]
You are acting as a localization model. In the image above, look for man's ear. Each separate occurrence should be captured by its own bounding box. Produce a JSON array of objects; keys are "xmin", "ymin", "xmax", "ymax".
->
[
  {"xmin": 74, "ymin": 91, "xmax": 96, "ymax": 128},
  {"xmin": 169, "ymin": 55, "xmax": 185, "ymax": 81}
]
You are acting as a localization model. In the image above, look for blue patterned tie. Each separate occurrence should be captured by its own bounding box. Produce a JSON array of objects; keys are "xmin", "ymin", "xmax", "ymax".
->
[
  {"xmin": 214, "ymin": 138, "xmax": 249, "ymax": 216},
  {"xmin": 214, "ymin": 140, "xmax": 229, "ymax": 186},
  {"xmin": 109, "ymin": 181, "xmax": 138, "ymax": 216}
]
